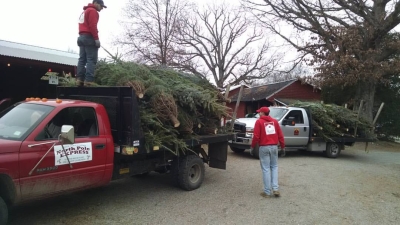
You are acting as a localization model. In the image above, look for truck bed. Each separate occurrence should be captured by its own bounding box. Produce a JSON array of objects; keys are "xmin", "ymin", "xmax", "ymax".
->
[
  {"xmin": 57, "ymin": 86, "xmax": 234, "ymax": 151},
  {"xmin": 311, "ymin": 136, "xmax": 376, "ymax": 144},
  {"xmin": 185, "ymin": 134, "xmax": 234, "ymax": 146}
]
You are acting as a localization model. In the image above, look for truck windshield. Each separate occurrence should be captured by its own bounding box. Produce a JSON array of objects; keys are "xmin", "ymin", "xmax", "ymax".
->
[
  {"xmin": 0, "ymin": 103, "xmax": 54, "ymax": 141},
  {"xmin": 269, "ymin": 108, "xmax": 289, "ymax": 121}
]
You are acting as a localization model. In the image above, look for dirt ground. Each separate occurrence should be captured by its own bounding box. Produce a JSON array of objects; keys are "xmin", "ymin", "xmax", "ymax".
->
[{"xmin": 8, "ymin": 141, "xmax": 400, "ymax": 225}]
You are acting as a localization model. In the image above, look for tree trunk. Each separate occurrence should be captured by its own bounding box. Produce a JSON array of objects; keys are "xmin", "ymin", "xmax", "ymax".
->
[
  {"xmin": 354, "ymin": 81, "xmax": 376, "ymax": 122},
  {"xmin": 169, "ymin": 114, "xmax": 181, "ymax": 128}
]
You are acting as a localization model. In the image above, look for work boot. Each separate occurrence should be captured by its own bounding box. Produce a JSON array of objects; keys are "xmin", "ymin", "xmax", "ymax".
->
[
  {"xmin": 260, "ymin": 192, "xmax": 271, "ymax": 198},
  {"xmin": 84, "ymin": 81, "xmax": 94, "ymax": 87},
  {"xmin": 273, "ymin": 190, "xmax": 281, "ymax": 197},
  {"xmin": 76, "ymin": 80, "xmax": 84, "ymax": 87}
]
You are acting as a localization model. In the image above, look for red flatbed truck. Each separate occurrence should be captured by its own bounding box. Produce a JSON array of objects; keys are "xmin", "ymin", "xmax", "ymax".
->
[{"xmin": 0, "ymin": 87, "xmax": 233, "ymax": 224}]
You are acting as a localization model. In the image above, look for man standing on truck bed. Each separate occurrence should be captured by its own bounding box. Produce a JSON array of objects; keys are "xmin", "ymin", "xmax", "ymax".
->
[
  {"xmin": 251, "ymin": 107, "xmax": 285, "ymax": 198},
  {"xmin": 77, "ymin": 0, "xmax": 107, "ymax": 87}
]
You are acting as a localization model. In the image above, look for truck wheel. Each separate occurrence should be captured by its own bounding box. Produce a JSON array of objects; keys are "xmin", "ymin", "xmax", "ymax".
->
[
  {"xmin": 230, "ymin": 147, "xmax": 245, "ymax": 153},
  {"xmin": 0, "ymin": 197, "xmax": 8, "ymax": 225},
  {"xmin": 172, "ymin": 155, "xmax": 205, "ymax": 191},
  {"xmin": 250, "ymin": 146, "xmax": 259, "ymax": 159},
  {"xmin": 325, "ymin": 143, "xmax": 341, "ymax": 158}
]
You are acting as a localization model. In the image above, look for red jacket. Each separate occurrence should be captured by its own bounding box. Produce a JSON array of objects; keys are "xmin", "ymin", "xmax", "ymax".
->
[
  {"xmin": 251, "ymin": 116, "xmax": 285, "ymax": 149},
  {"xmin": 78, "ymin": 4, "xmax": 100, "ymax": 40}
]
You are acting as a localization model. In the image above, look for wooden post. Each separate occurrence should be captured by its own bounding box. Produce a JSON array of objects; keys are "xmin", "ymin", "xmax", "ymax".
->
[
  {"xmin": 230, "ymin": 85, "xmax": 244, "ymax": 130},
  {"xmin": 372, "ymin": 102, "xmax": 385, "ymax": 126},
  {"xmin": 365, "ymin": 102, "xmax": 385, "ymax": 152},
  {"xmin": 221, "ymin": 84, "xmax": 231, "ymax": 128},
  {"xmin": 223, "ymin": 84, "xmax": 231, "ymax": 106},
  {"xmin": 354, "ymin": 100, "xmax": 364, "ymax": 137}
]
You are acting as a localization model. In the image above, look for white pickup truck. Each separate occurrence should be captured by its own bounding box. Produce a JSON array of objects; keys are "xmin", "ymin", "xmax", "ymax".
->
[{"xmin": 228, "ymin": 106, "xmax": 374, "ymax": 159}]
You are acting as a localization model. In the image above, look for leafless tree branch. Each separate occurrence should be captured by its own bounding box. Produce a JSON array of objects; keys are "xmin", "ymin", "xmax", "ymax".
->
[
  {"xmin": 116, "ymin": 0, "xmax": 193, "ymax": 66},
  {"xmin": 176, "ymin": 2, "xmax": 281, "ymax": 88}
]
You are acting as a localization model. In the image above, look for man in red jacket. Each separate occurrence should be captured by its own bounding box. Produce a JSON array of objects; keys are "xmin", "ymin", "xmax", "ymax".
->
[
  {"xmin": 76, "ymin": 0, "xmax": 107, "ymax": 87},
  {"xmin": 251, "ymin": 106, "xmax": 285, "ymax": 198}
]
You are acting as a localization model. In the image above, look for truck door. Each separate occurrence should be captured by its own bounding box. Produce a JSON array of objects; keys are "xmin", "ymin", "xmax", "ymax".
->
[
  {"xmin": 280, "ymin": 109, "xmax": 309, "ymax": 146},
  {"xmin": 64, "ymin": 107, "xmax": 107, "ymax": 188},
  {"xmin": 19, "ymin": 106, "xmax": 107, "ymax": 200}
]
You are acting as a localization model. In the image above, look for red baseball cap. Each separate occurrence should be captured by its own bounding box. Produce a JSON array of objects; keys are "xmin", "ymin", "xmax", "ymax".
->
[{"xmin": 256, "ymin": 107, "xmax": 270, "ymax": 113}]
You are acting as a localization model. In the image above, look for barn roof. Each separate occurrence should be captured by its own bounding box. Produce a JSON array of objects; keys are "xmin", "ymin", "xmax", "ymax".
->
[
  {"xmin": 0, "ymin": 39, "xmax": 78, "ymax": 66},
  {"xmin": 230, "ymin": 79, "xmax": 297, "ymax": 102}
]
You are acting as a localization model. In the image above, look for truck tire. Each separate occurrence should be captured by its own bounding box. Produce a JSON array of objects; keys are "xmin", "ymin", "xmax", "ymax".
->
[
  {"xmin": 172, "ymin": 155, "xmax": 205, "ymax": 191},
  {"xmin": 325, "ymin": 143, "xmax": 341, "ymax": 158},
  {"xmin": 0, "ymin": 196, "xmax": 8, "ymax": 225},
  {"xmin": 250, "ymin": 146, "xmax": 259, "ymax": 159},
  {"xmin": 230, "ymin": 147, "xmax": 245, "ymax": 153}
]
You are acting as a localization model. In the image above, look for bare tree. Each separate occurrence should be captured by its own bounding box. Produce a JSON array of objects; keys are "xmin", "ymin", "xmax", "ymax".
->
[
  {"xmin": 175, "ymin": 2, "xmax": 281, "ymax": 88},
  {"xmin": 243, "ymin": 0, "xmax": 400, "ymax": 121},
  {"xmin": 251, "ymin": 62, "xmax": 311, "ymax": 86},
  {"xmin": 117, "ymin": 0, "xmax": 193, "ymax": 66}
]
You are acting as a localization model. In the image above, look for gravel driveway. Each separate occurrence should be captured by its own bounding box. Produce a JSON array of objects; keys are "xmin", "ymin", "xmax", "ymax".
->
[{"xmin": 8, "ymin": 142, "xmax": 400, "ymax": 225}]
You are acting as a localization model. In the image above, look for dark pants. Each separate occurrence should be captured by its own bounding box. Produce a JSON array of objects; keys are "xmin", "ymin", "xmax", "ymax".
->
[{"xmin": 76, "ymin": 34, "xmax": 98, "ymax": 83}]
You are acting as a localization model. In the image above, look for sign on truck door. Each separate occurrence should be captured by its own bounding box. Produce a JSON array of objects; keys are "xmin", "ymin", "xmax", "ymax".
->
[{"xmin": 280, "ymin": 109, "xmax": 309, "ymax": 146}]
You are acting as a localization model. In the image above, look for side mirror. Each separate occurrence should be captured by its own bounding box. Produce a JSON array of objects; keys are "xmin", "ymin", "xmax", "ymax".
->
[
  {"xmin": 60, "ymin": 125, "xmax": 75, "ymax": 144},
  {"xmin": 282, "ymin": 117, "xmax": 295, "ymax": 126}
]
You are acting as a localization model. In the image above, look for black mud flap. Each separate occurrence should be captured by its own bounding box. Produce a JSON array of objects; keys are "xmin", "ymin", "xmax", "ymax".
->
[{"xmin": 208, "ymin": 141, "xmax": 228, "ymax": 169}]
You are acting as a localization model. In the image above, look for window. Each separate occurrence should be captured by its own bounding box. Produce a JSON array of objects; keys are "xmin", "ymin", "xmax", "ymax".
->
[
  {"xmin": 36, "ymin": 107, "xmax": 98, "ymax": 140},
  {"xmin": 285, "ymin": 110, "xmax": 304, "ymax": 124},
  {"xmin": 269, "ymin": 108, "xmax": 289, "ymax": 120},
  {"xmin": 0, "ymin": 103, "xmax": 54, "ymax": 141}
]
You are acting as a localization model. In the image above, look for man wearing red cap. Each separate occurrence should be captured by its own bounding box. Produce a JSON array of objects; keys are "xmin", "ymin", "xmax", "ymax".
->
[{"xmin": 251, "ymin": 106, "xmax": 285, "ymax": 198}]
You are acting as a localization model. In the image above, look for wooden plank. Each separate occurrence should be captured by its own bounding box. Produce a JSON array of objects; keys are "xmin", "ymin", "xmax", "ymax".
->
[
  {"xmin": 230, "ymin": 85, "xmax": 244, "ymax": 130},
  {"xmin": 354, "ymin": 100, "xmax": 364, "ymax": 136},
  {"xmin": 223, "ymin": 84, "xmax": 231, "ymax": 106},
  {"xmin": 372, "ymin": 102, "xmax": 385, "ymax": 125}
]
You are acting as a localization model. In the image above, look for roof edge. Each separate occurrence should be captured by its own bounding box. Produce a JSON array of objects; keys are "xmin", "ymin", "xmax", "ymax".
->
[
  {"xmin": 264, "ymin": 79, "xmax": 297, "ymax": 100},
  {"xmin": 274, "ymin": 98, "xmax": 288, "ymax": 106},
  {"xmin": 0, "ymin": 39, "xmax": 78, "ymax": 56}
]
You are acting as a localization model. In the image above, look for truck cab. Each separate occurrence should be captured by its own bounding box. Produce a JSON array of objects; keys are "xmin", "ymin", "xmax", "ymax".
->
[{"xmin": 0, "ymin": 98, "xmax": 114, "ymax": 204}]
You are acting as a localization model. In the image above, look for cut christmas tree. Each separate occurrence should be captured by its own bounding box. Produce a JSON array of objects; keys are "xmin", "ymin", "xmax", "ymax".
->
[{"xmin": 289, "ymin": 101, "xmax": 376, "ymax": 141}]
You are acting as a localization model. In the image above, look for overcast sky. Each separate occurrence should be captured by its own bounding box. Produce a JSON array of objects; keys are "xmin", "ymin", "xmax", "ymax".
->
[
  {"xmin": 0, "ymin": 0, "xmax": 135, "ymax": 58},
  {"xmin": 0, "ymin": 0, "xmax": 243, "ymax": 59}
]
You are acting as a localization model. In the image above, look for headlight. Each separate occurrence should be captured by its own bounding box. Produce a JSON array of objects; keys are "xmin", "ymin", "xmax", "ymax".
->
[
  {"xmin": 245, "ymin": 133, "xmax": 253, "ymax": 138},
  {"xmin": 246, "ymin": 127, "xmax": 253, "ymax": 132}
]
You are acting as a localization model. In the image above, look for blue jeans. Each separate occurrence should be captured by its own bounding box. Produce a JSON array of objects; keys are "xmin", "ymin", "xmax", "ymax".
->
[
  {"xmin": 259, "ymin": 145, "xmax": 279, "ymax": 195},
  {"xmin": 77, "ymin": 35, "xmax": 98, "ymax": 83}
]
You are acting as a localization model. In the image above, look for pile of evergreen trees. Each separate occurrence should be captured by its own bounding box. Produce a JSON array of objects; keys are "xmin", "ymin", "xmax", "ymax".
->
[
  {"xmin": 71, "ymin": 61, "xmax": 231, "ymax": 154},
  {"xmin": 290, "ymin": 101, "xmax": 376, "ymax": 141}
]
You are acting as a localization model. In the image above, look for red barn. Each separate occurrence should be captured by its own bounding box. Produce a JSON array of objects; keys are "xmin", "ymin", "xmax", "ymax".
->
[{"xmin": 227, "ymin": 79, "xmax": 321, "ymax": 118}]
